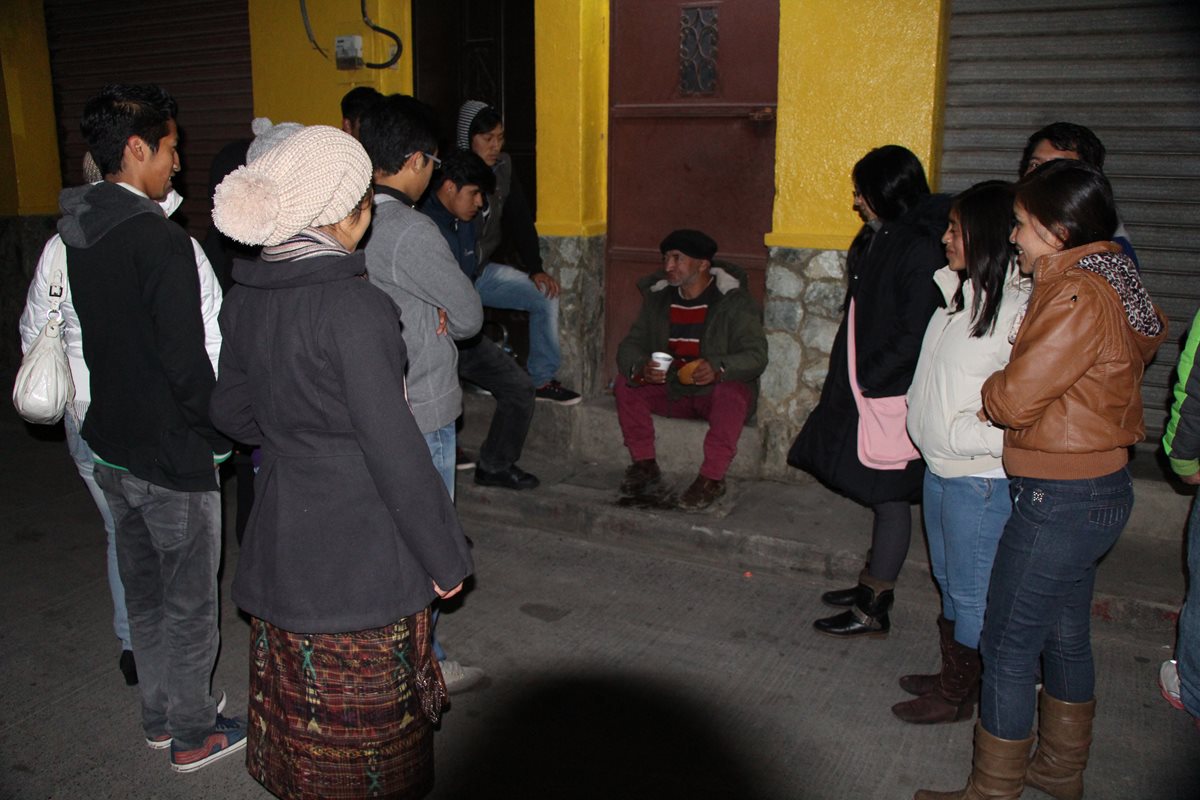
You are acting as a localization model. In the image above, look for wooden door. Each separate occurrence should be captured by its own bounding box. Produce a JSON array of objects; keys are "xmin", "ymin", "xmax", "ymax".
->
[{"xmin": 605, "ymin": 0, "xmax": 778, "ymax": 384}]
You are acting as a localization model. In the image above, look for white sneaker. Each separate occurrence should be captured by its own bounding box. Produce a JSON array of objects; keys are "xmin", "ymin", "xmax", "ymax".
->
[
  {"xmin": 1161, "ymin": 659, "xmax": 1185, "ymax": 711},
  {"xmin": 440, "ymin": 660, "xmax": 485, "ymax": 694}
]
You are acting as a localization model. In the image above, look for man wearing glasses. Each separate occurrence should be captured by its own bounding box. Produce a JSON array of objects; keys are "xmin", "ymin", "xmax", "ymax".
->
[{"xmin": 358, "ymin": 95, "xmax": 488, "ymax": 693}]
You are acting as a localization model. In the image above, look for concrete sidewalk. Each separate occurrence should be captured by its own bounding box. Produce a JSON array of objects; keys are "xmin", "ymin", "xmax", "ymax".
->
[{"xmin": 459, "ymin": 395, "xmax": 1196, "ymax": 634}]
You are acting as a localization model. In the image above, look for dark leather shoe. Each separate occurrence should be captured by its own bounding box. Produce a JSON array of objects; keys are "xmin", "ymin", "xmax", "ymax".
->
[
  {"xmin": 119, "ymin": 649, "xmax": 138, "ymax": 686},
  {"xmin": 620, "ymin": 459, "xmax": 662, "ymax": 496},
  {"xmin": 820, "ymin": 584, "xmax": 863, "ymax": 608},
  {"xmin": 813, "ymin": 587, "xmax": 893, "ymax": 638},
  {"xmin": 474, "ymin": 465, "xmax": 540, "ymax": 490},
  {"xmin": 677, "ymin": 475, "xmax": 725, "ymax": 511}
]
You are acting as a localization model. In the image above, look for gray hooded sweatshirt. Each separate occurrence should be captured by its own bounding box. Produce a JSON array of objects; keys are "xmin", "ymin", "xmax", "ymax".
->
[{"xmin": 366, "ymin": 192, "xmax": 483, "ymax": 433}]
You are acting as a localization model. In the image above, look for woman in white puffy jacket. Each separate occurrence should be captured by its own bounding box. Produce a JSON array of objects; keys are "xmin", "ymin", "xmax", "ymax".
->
[
  {"xmin": 18, "ymin": 172, "xmax": 221, "ymax": 685},
  {"xmin": 893, "ymin": 180, "xmax": 1029, "ymax": 725}
]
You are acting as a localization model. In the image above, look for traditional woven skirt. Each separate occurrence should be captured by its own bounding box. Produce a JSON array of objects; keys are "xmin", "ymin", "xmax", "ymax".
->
[{"xmin": 247, "ymin": 612, "xmax": 436, "ymax": 799}]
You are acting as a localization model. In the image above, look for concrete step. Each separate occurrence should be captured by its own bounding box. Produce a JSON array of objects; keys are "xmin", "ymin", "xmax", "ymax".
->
[
  {"xmin": 457, "ymin": 394, "xmax": 1194, "ymax": 633},
  {"xmin": 463, "ymin": 392, "xmax": 1195, "ymax": 543}
]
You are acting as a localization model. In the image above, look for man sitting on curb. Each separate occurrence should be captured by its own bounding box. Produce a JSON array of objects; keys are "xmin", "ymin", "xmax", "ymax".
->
[
  {"xmin": 423, "ymin": 150, "xmax": 540, "ymax": 490},
  {"xmin": 457, "ymin": 100, "xmax": 580, "ymax": 405},
  {"xmin": 615, "ymin": 229, "xmax": 767, "ymax": 511}
]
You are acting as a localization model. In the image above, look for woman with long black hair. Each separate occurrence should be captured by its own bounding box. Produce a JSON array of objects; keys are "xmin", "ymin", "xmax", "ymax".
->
[
  {"xmin": 915, "ymin": 159, "xmax": 1166, "ymax": 800},
  {"xmin": 896, "ymin": 181, "xmax": 1029, "ymax": 725},
  {"xmin": 788, "ymin": 145, "xmax": 949, "ymax": 638}
]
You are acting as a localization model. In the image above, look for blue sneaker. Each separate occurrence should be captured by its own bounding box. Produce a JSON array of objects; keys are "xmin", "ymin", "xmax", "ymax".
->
[{"xmin": 169, "ymin": 714, "xmax": 247, "ymax": 773}]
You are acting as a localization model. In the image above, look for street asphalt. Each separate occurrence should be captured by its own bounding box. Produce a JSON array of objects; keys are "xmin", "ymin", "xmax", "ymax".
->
[{"xmin": 2, "ymin": 392, "xmax": 1198, "ymax": 799}]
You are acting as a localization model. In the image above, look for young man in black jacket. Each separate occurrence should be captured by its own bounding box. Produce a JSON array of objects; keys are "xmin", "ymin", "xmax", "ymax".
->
[
  {"xmin": 422, "ymin": 150, "xmax": 541, "ymax": 490},
  {"xmin": 61, "ymin": 84, "xmax": 244, "ymax": 773}
]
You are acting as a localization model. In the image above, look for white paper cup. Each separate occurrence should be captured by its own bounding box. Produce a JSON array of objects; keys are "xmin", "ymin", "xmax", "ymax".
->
[{"xmin": 650, "ymin": 352, "xmax": 673, "ymax": 371}]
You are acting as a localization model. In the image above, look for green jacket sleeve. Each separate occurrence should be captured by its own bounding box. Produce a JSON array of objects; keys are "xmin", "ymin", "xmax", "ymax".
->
[
  {"xmin": 616, "ymin": 296, "xmax": 659, "ymax": 381},
  {"xmin": 1163, "ymin": 308, "xmax": 1200, "ymax": 476},
  {"xmin": 706, "ymin": 293, "xmax": 768, "ymax": 383}
]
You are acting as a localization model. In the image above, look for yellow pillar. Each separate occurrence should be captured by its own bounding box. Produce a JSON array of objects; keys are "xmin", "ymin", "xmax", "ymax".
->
[
  {"xmin": 248, "ymin": 0, "xmax": 413, "ymax": 126},
  {"xmin": 533, "ymin": 0, "xmax": 608, "ymax": 237},
  {"xmin": 0, "ymin": 0, "xmax": 62, "ymax": 215},
  {"xmin": 766, "ymin": 0, "xmax": 949, "ymax": 250}
]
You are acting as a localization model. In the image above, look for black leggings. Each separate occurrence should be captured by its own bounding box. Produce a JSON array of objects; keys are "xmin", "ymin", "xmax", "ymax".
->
[{"xmin": 866, "ymin": 500, "xmax": 912, "ymax": 583}]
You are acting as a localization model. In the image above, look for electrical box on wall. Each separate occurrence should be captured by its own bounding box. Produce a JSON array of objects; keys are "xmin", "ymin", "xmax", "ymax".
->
[{"xmin": 335, "ymin": 35, "xmax": 363, "ymax": 70}]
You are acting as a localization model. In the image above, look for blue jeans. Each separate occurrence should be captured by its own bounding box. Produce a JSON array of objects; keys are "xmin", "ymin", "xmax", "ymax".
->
[
  {"xmin": 65, "ymin": 408, "xmax": 131, "ymax": 650},
  {"xmin": 422, "ymin": 423, "xmax": 456, "ymax": 663},
  {"xmin": 980, "ymin": 468, "xmax": 1132, "ymax": 739},
  {"xmin": 1178, "ymin": 494, "xmax": 1200, "ymax": 717},
  {"xmin": 475, "ymin": 261, "xmax": 561, "ymax": 387},
  {"xmin": 94, "ymin": 465, "xmax": 223, "ymax": 749},
  {"xmin": 422, "ymin": 422, "xmax": 456, "ymax": 501},
  {"xmin": 923, "ymin": 472, "xmax": 1010, "ymax": 649}
]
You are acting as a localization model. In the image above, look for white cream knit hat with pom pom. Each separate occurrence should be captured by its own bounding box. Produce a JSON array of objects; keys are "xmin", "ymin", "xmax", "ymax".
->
[
  {"xmin": 212, "ymin": 125, "xmax": 371, "ymax": 247},
  {"xmin": 246, "ymin": 117, "xmax": 304, "ymax": 164}
]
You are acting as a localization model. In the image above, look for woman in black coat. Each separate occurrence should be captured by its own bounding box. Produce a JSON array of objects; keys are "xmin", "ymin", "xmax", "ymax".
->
[
  {"xmin": 210, "ymin": 125, "xmax": 473, "ymax": 799},
  {"xmin": 788, "ymin": 145, "xmax": 949, "ymax": 638}
]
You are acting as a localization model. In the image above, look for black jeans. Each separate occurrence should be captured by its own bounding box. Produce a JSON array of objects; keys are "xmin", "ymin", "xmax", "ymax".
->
[{"xmin": 456, "ymin": 337, "xmax": 535, "ymax": 472}]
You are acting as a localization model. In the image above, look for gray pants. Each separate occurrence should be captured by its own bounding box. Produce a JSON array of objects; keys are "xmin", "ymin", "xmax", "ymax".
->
[{"xmin": 94, "ymin": 465, "xmax": 221, "ymax": 749}]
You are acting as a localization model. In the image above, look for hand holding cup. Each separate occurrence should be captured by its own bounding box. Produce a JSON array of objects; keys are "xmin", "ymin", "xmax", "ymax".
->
[{"xmin": 644, "ymin": 351, "xmax": 673, "ymax": 384}]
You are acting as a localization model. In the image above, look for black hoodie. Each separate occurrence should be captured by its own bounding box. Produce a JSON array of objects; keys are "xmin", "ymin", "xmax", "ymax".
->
[{"xmin": 58, "ymin": 181, "xmax": 229, "ymax": 491}]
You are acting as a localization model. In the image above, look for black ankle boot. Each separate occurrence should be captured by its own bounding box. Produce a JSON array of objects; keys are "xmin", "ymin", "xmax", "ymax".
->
[
  {"xmin": 813, "ymin": 586, "xmax": 894, "ymax": 638},
  {"xmin": 820, "ymin": 584, "xmax": 864, "ymax": 608}
]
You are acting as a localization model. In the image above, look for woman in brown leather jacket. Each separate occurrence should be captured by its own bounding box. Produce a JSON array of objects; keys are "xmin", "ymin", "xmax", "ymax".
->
[{"xmin": 916, "ymin": 159, "xmax": 1166, "ymax": 800}]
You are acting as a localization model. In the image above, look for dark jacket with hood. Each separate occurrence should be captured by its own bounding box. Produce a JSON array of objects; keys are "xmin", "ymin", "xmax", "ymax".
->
[
  {"xmin": 788, "ymin": 193, "xmax": 950, "ymax": 505},
  {"xmin": 210, "ymin": 250, "xmax": 473, "ymax": 633},
  {"xmin": 421, "ymin": 191, "xmax": 481, "ymax": 282},
  {"xmin": 616, "ymin": 261, "xmax": 767, "ymax": 409},
  {"xmin": 477, "ymin": 153, "xmax": 543, "ymax": 274},
  {"xmin": 58, "ymin": 180, "xmax": 229, "ymax": 492}
]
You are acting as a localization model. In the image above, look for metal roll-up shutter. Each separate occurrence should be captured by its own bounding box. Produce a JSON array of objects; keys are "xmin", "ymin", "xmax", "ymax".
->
[
  {"xmin": 939, "ymin": 0, "xmax": 1200, "ymax": 447},
  {"xmin": 43, "ymin": 0, "xmax": 254, "ymax": 239}
]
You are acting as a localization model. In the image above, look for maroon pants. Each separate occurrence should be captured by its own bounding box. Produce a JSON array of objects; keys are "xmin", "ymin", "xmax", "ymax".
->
[{"xmin": 614, "ymin": 380, "xmax": 752, "ymax": 481}]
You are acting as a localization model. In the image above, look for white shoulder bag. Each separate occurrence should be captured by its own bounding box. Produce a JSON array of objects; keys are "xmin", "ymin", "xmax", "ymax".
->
[{"xmin": 13, "ymin": 268, "xmax": 75, "ymax": 424}]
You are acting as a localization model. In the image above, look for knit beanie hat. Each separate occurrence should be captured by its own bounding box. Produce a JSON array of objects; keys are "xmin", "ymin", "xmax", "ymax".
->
[
  {"xmin": 82, "ymin": 152, "xmax": 102, "ymax": 183},
  {"xmin": 246, "ymin": 117, "xmax": 304, "ymax": 164},
  {"xmin": 456, "ymin": 100, "xmax": 491, "ymax": 150},
  {"xmin": 659, "ymin": 229, "xmax": 718, "ymax": 261},
  {"xmin": 212, "ymin": 125, "xmax": 371, "ymax": 247}
]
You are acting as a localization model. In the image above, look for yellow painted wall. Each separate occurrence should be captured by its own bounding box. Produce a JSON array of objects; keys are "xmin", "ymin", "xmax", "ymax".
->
[
  {"xmin": 534, "ymin": 0, "xmax": 608, "ymax": 237},
  {"xmin": 249, "ymin": 0, "xmax": 413, "ymax": 126},
  {"xmin": 767, "ymin": 0, "xmax": 949, "ymax": 250},
  {"xmin": 0, "ymin": 0, "xmax": 61, "ymax": 215}
]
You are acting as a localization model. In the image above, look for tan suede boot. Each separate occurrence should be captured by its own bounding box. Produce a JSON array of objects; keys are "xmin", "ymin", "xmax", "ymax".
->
[
  {"xmin": 1025, "ymin": 692, "xmax": 1096, "ymax": 800},
  {"xmin": 913, "ymin": 721, "xmax": 1033, "ymax": 799}
]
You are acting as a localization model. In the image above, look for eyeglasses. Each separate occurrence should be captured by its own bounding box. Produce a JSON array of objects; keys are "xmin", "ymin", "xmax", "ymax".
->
[{"xmin": 405, "ymin": 151, "xmax": 440, "ymax": 168}]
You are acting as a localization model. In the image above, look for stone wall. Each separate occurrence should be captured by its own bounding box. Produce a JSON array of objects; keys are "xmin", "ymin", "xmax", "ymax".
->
[
  {"xmin": 541, "ymin": 234, "xmax": 606, "ymax": 398},
  {"xmin": 755, "ymin": 246, "xmax": 848, "ymax": 480},
  {"xmin": 536, "ymin": 236, "xmax": 850, "ymax": 482},
  {"xmin": 1, "ymin": 215, "xmax": 59, "ymax": 371}
]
